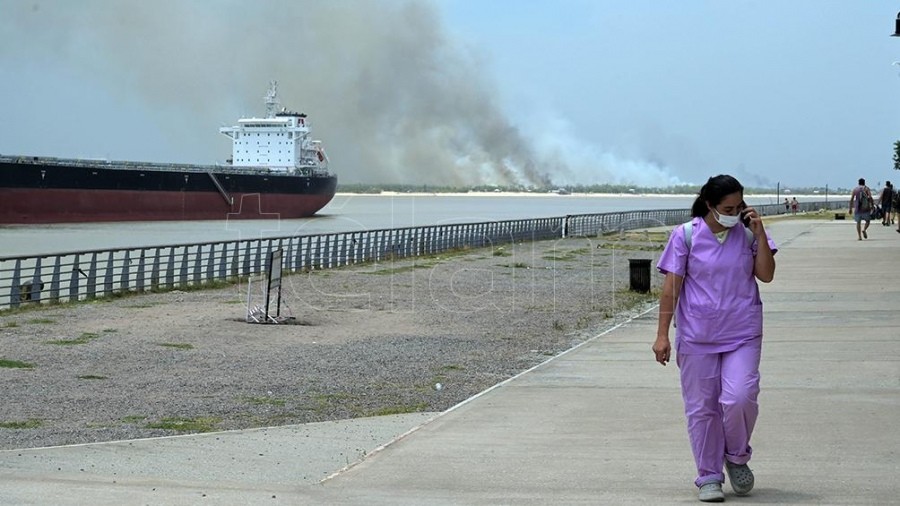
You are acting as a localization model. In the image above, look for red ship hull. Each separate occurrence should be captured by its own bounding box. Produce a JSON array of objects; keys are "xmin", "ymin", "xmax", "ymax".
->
[{"xmin": 0, "ymin": 188, "xmax": 336, "ymax": 224}]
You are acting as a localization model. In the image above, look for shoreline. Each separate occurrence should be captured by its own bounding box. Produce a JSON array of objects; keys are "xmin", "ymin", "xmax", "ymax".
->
[{"xmin": 336, "ymin": 191, "xmax": 844, "ymax": 199}]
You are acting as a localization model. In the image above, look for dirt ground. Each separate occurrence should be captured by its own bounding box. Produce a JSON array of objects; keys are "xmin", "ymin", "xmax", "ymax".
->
[{"xmin": 0, "ymin": 233, "xmax": 665, "ymax": 449}]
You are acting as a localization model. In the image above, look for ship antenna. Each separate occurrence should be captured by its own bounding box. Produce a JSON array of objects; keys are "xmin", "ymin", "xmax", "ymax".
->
[{"xmin": 265, "ymin": 80, "xmax": 279, "ymax": 118}]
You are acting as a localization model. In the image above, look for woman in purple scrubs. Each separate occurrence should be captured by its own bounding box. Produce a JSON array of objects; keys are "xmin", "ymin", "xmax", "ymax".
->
[{"xmin": 653, "ymin": 175, "xmax": 777, "ymax": 502}]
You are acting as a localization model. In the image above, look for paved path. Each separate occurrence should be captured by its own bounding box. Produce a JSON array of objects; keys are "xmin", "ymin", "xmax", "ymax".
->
[{"xmin": 1, "ymin": 219, "xmax": 898, "ymax": 505}]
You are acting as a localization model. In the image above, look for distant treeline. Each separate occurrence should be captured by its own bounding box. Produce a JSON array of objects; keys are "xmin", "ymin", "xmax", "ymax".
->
[{"xmin": 337, "ymin": 183, "xmax": 849, "ymax": 195}]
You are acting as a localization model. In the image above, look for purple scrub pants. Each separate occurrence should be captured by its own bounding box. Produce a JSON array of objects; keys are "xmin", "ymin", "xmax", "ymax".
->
[{"xmin": 676, "ymin": 338, "xmax": 761, "ymax": 487}]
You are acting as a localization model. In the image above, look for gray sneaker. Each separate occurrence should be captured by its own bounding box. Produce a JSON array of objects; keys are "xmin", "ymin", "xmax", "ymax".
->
[
  {"xmin": 698, "ymin": 482, "xmax": 725, "ymax": 502},
  {"xmin": 725, "ymin": 461, "xmax": 755, "ymax": 496}
]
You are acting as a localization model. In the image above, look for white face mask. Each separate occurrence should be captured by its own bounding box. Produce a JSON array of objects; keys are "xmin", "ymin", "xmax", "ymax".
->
[{"xmin": 713, "ymin": 209, "xmax": 740, "ymax": 228}]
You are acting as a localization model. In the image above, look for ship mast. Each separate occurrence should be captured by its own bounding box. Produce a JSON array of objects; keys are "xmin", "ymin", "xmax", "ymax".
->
[{"xmin": 264, "ymin": 80, "xmax": 279, "ymax": 119}]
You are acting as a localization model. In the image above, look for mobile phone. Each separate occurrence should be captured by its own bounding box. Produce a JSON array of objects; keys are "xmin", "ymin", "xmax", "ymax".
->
[{"xmin": 740, "ymin": 202, "xmax": 751, "ymax": 227}]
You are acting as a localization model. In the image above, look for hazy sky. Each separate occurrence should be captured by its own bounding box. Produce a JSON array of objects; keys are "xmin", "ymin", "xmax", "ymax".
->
[{"xmin": 1, "ymin": 0, "xmax": 899, "ymax": 190}]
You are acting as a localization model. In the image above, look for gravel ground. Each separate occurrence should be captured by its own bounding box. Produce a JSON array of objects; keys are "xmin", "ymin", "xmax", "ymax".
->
[{"xmin": 0, "ymin": 234, "xmax": 665, "ymax": 450}]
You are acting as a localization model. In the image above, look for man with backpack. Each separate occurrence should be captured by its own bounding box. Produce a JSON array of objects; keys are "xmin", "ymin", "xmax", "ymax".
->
[{"xmin": 850, "ymin": 178, "xmax": 874, "ymax": 240}]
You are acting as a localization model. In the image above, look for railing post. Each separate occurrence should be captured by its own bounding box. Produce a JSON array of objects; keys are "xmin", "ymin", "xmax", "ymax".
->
[
  {"xmin": 87, "ymin": 253, "xmax": 98, "ymax": 299},
  {"xmin": 151, "ymin": 248, "xmax": 161, "ymax": 291},
  {"xmin": 104, "ymin": 252, "xmax": 114, "ymax": 297},
  {"xmin": 120, "ymin": 251, "xmax": 131, "ymax": 293},
  {"xmin": 165, "ymin": 248, "xmax": 175, "ymax": 289},
  {"xmin": 241, "ymin": 242, "xmax": 252, "ymax": 277},
  {"xmin": 179, "ymin": 248, "xmax": 189, "ymax": 288},
  {"xmin": 137, "ymin": 250, "xmax": 146, "ymax": 292},
  {"xmin": 49, "ymin": 256, "xmax": 61, "ymax": 303},
  {"xmin": 69, "ymin": 254, "xmax": 81, "ymax": 301},
  {"xmin": 29, "ymin": 257, "xmax": 43, "ymax": 303},
  {"xmin": 9, "ymin": 259, "xmax": 21, "ymax": 309}
]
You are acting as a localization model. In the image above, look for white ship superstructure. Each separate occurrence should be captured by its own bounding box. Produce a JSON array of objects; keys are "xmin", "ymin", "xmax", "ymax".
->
[{"xmin": 219, "ymin": 81, "xmax": 329, "ymax": 176}]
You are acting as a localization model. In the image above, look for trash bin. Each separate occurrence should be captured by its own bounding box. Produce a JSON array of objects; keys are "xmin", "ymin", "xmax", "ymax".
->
[{"xmin": 628, "ymin": 259, "xmax": 652, "ymax": 293}]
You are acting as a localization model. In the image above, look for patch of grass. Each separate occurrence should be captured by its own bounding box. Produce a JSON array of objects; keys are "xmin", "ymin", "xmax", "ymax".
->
[
  {"xmin": 121, "ymin": 415, "xmax": 147, "ymax": 424},
  {"xmin": 368, "ymin": 403, "xmax": 429, "ymax": 416},
  {"xmin": 0, "ymin": 358, "xmax": 35, "ymax": 369},
  {"xmin": 122, "ymin": 302, "xmax": 162, "ymax": 309},
  {"xmin": 603, "ymin": 231, "xmax": 670, "ymax": 242},
  {"xmin": 596, "ymin": 243, "xmax": 665, "ymax": 252},
  {"xmin": 77, "ymin": 374, "xmax": 108, "ymax": 380},
  {"xmin": 0, "ymin": 275, "xmax": 252, "ymax": 316},
  {"xmin": 611, "ymin": 287, "xmax": 661, "ymax": 308},
  {"xmin": 3, "ymin": 321, "xmax": 19, "ymax": 328},
  {"xmin": 0, "ymin": 419, "xmax": 43, "ymax": 429},
  {"xmin": 145, "ymin": 416, "xmax": 220, "ymax": 433},
  {"xmin": 575, "ymin": 314, "xmax": 594, "ymax": 329},
  {"xmin": 441, "ymin": 364, "xmax": 465, "ymax": 371},
  {"xmin": 242, "ymin": 396, "xmax": 287, "ymax": 407},
  {"xmin": 764, "ymin": 210, "xmax": 843, "ymax": 221},
  {"xmin": 492, "ymin": 248, "xmax": 512, "ymax": 257},
  {"xmin": 308, "ymin": 392, "xmax": 360, "ymax": 414},
  {"xmin": 542, "ymin": 247, "xmax": 591, "ymax": 261},
  {"xmin": 364, "ymin": 264, "xmax": 431, "ymax": 275},
  {"xmin": 552, "ymin": 320, "xmax": 566, "ymax": 331},
  {"xmin": 26, "ymin": 317, "xmax": 56, "ymax": 324},
  {"xmin": 158, "ymin": 342, "xmax": 194, "ymax": 350},
  {"xmin": 102, "ymin": 328, "xmax": 117, "ymax": 333},
  {"xmin": 314, "ymin": 392, "xmax": 355, "ymax": 402},
  {"xmin": 44, "ymin": 332, "xmax": 100, "ymax": 346},
  {"xmin": 497, "ymin": 262, "xmax": 530, "ymax": 269},
  {"xmin": 596, "ymin": 230, "xmax": 668, "ymax": 251},
  {"xmin": 176, "ymin": 279, "xmax": 236, "ymax": 292}
]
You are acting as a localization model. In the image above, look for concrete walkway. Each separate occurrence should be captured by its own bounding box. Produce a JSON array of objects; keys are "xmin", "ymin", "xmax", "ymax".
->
[{"xmin": 2, "ymin": 219, "xmax": 898, "ymax": 505}]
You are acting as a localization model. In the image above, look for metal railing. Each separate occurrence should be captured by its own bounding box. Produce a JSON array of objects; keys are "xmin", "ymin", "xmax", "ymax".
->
[{"xmin": 0, "ymin": 201, "xmax": 844, "ymax": 310}]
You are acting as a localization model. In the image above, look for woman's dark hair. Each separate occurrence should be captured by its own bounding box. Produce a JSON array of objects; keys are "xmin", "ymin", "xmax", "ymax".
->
[{"xmin": 690, "ymin": 175, "xmax": 744, "ymax": 217}]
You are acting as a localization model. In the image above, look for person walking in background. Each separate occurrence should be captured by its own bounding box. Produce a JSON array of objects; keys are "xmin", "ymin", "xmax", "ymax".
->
[
  {"xmin": 783, "ymin": 198, "xmax": 790, "ymax": 214},
  {"xmin": 894, "ymin": 187, "xmax": 900, "ymax": 232},
  {"xmin": 893, "ymin": 187, "xmax": 900, "ymax": 228},
  {"xmin": 790, "ymin": 197, "xmax": 799, "ymax": 215},
  {"xmin": 850, "ymin": 178, "xmax": 873, "ymax": 240},
  {"xmin": 653, "ymin": 175, "xmax": 777, "ymax": 502},
  {"xmin": 879, "ymin": 181, "xmax": 893, "ymax": 227}
]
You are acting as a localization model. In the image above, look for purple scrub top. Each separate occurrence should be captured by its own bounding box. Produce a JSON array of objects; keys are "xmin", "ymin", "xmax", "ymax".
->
[{"xmin": 657, "ymin": 217, "xmax": 778, "ymax": 355}]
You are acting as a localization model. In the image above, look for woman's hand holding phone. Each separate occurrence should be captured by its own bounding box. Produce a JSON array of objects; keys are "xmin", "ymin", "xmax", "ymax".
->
[{"xmin": 741, "ymin": 204, "xmax": 764, "ymax": 237}]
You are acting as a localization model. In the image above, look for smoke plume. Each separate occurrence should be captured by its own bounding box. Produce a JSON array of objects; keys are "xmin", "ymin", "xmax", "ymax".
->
[{"xmin": 0, "ymin": 0, "xmax": 679, "ymax": 187}]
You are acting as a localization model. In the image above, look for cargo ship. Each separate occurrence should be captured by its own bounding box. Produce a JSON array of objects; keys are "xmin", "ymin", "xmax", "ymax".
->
[{"xmin": 0, "ymin": 81, "xmax": 337, "ymax": 224}]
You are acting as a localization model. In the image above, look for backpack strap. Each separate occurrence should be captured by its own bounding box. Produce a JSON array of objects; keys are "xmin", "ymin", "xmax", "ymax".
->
[{"xmin": 683, "ymin": 220, "xmax": 694, "ymax": 250}]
